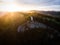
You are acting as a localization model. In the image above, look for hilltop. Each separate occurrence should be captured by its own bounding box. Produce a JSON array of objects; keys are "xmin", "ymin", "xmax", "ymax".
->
[{"xmin": 0, "ymin": 11, "xmax": 60, "ymax": 45}]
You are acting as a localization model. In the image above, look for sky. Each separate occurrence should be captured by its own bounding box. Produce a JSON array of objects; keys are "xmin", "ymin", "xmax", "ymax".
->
[{"xmin": 0, "ymin": 0, "xmax": 60, "ymax": 11}]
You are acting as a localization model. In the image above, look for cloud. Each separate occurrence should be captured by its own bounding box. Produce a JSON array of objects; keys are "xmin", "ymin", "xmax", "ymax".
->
[
  {"xmin": 17, "ymin": 0, "xmax": 60, "ymax": 5},
  {"xmin": 1, "ymin": 0, "xmax": 60, "ymax": 5},
  {"xmin": 0, "ymin": 0, "xmax": 60, "ymax": 11}
]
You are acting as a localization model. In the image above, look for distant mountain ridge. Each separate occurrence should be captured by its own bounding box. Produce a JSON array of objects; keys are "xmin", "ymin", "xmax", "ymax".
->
[{"xmin": 28, "ymin": 10, "xmax": 60, "ymax": 17}]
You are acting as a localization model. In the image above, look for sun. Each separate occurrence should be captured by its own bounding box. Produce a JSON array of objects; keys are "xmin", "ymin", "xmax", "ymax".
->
[
  {"xmin": 1, "ymin": 0, "xmax": 43, "ymax": 12},
  {"xmin": 1, "ymin": 3, "xmax": 31, "ymax": 12}
]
